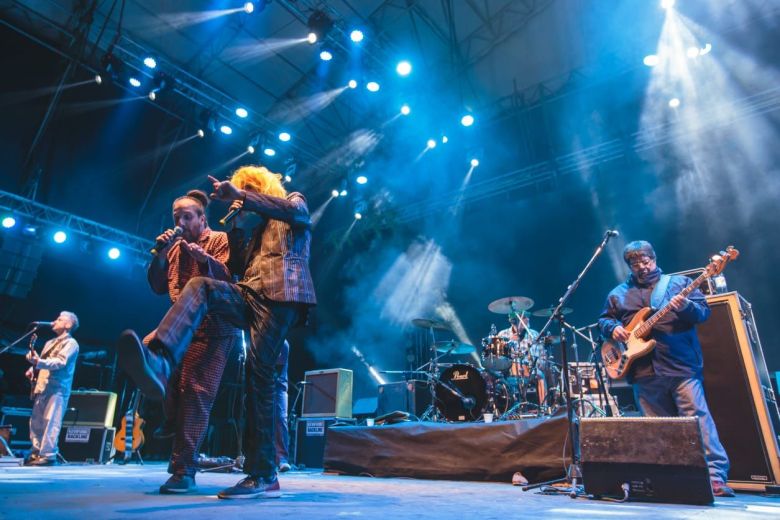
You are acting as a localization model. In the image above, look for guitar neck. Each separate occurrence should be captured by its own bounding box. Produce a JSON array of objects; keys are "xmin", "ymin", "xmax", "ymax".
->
[{"xmin": 635, "ymin": 272, "xmax": 708, "ymax": 336}]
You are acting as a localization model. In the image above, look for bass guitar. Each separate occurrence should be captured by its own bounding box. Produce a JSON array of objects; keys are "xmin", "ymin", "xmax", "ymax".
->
[
  {"xmin": 113, "ymin": 389, "xmax": 145, "ymax": 462},
  {"xmin": 601, "ymin": 246, "xmax": 739, "ymax": 380}
]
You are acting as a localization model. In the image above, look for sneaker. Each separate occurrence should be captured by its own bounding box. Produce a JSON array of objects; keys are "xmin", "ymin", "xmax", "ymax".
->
[
  {"xmin": 159, "ymin": 474, "xmax": 197, "ymax": 494},
  {"xmin": 278, "ymin": 461, "xmax": 291, "ymax": 473},
  {"xmin": 217, "ymin": 476, "xmax": 281, "ymax": 500},
  {"xmin": 711, "ymin": 480, "xmax": 736, "ymax": 497},
  {"xmin": 117, "ymin": 329, "xmax": 170, "ymax": 401}
]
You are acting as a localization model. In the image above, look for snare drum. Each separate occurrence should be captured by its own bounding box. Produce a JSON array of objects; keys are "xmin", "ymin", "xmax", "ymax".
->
[{"xmin": 481, "ymin": 336, "xmax": 513, "ymax": 371}]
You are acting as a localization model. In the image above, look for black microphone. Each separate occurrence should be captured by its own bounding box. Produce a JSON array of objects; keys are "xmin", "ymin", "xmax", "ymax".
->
[
  {"xmin": 29, "ymin": 321, "xmax": 52, "ymax": 328},
  {"xmin": 462, "ymin": 396, "xmax": 476, "ymax": 409},
  {"xmin": 150, "ymin": 226, "xmax": 183, "ymax": 256},
  {"xmin": 219, "ymin": 203, "xmax": 243, "ymax": 226},
  {"xmin": 606, "ymin": 229, "xmax": 620, "ymax": 237}
]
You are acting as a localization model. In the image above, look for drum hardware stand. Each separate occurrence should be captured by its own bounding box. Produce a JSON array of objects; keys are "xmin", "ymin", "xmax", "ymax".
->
[
  {"xmin": 416, "ymin": 326, "xmax": 445, "ymax": 422},
  {"xmin": 288, "ymin": 380, "xmax": 307, "ymax": 468},
  {"xmin": 522, "ymin": 230, "xmax": 617, "ymax": 497}
]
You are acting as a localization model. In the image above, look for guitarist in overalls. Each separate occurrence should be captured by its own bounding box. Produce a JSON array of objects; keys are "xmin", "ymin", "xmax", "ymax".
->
[
  {"xmin": 24, "ymin": 311, "xmax": 80, "ymax": 466},
  {"xmin": 598, "ymin": 241, "xmax": 734, "ymax": 497}
]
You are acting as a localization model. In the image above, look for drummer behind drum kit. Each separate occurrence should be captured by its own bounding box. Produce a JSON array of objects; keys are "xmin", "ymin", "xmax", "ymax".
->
[{"xmin": 409, "ymin": 296, "xmax": 578, "ymax": 423}]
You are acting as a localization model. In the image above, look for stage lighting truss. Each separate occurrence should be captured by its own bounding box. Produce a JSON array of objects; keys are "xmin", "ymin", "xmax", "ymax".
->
[{"xmin": 0, "ymin": 190, "xmax": 152, "ymax": 259}]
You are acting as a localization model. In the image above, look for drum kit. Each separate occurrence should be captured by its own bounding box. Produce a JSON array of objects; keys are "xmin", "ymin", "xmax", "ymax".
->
[{"xmin": 409, "ymin": 296, "xmax": 578, "ymax": 423}]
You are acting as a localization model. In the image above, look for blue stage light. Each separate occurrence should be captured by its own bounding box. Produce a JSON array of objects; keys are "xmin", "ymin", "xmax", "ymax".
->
[
  {"xmin": 356, "ymin": 175, "xmax": 368, "ymax": 185},
  {"xmin": 332, "ymin": 189, "xmax": 340, "ymax": 197},
  {"xmin": 1, "ymin": 216, "xmax": 15, "ymax": 228},
  {"xmin": 108, "ymin": 247, "xmax": 121, "ymax": 260},
  {"xmin": 400, "ymin": 104, "xmax": 411, "ymax": 116},
  {"xmin": 244, "ymin": 2, "xmax": 255, "ymax": 14},
  {"xmin": 235, "ymin": 107, "xmax": 248, "ymax": 118},
  {"xmin": 366, "ymin": 81, "xmax": 380, "ymax": 92},
  {"xmin": 348, "ymin": 79, "xmax": 358, "ymax": 89},
  {"xmin": 247, "ymin": 145, "xmax": 256, "ymax": 154},
  {"xmin": 53, "ymin": 231, "xmax": 67, "ymax": 244},
  {"xmin": 396, "ymin": 60, "xmax": 412, "ymax": 76},
  {"xmin": 470, "ymin": 158, "xmax": 479, "ymax": 167},
  {"xmin": 284, "ymin": 175, "xmax": 292, "ymax": 183},
  {"xmin": 340, "ymin": 189, "xmax": 348, "ymax": 196},
  {"xmin": 143, "ymin": 57, "xmax": 157, "ymax": 69},
  {"xmin": 427, "ymin": 139, "xmax": 437, "ymax": 149},
  {"xmin": 129, "ymin": 77, "xmax": 141, "ymax": 88},
  {"xmin": 350, "ymin": 30, "xmax": 364, "ymax": 43},
  {"xmin": 643, "ymin": 54, "xmax": 659, "ymax": 67},
  {"xmin": 460, "ymin": 114, "xmax": 474, "ymax": 127},
  {"xmin": 320, "ymin": 50, "xmax": 333, "ymax": 61},
  {"xmin": 220, "ymin": 125, "xmax": 233, "ymax": 135},
  {"xmin": 279, "ymin": 132, "xmax": 291, "ymax": 142},
  {"xmin": 263, "ymin": 148, "xmax": 276, "ymax": 156},
  {"xmin": 442, "ymin": 136, "xmax": 449, "ymax": 144},
  {"xmin": 307, "ymin": 32, "xmax": 318, "ymax": 44},
  {"xmin": 354, "ymin": 212, "xmax": 362, "ymax": 220}
]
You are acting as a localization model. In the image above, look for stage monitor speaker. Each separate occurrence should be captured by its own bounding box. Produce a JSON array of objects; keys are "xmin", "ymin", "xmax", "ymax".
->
[
  {"xmin": 62, "ymin": 391, "xmax": 117, "ymax": 428},
  {"xmin": 376, "ymin": 380, "xmax": 431, "ymax": 417},
  {"xmin": 58, "ymin": 426, "xmax": 115, "ymax": 463},
  {"xmin": 302, "ymin": 369, "xmax": 353, "ymax": 418},
  {"xmin": 580, "ymin": 416, "xmax": 713, "ymax": 505},
  {"xmin": 698, "ymin": 292, "xmax": 780, "ymax": 490}
]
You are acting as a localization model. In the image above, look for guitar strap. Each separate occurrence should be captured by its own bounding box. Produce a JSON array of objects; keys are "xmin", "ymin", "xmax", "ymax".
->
[{"xmin": 650, "ymin": 274, "xmax": 672, "ymax": 311}]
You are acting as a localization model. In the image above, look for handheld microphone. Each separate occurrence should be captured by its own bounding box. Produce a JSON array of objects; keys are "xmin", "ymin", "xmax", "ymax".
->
[
  {"xmin": 150, "ymin": 226, "xmax": 183, "ymax": 256},
  {"xmin": 606, "ymin": 229, "xmax": 620, "ymax": 237},
  {"xmin": 219, "ymin": 203, "xmax": 243, "ymax": 226},
  {"xmin": 29, "ymin": 321, "xmax": 52, "ymax": 328}
]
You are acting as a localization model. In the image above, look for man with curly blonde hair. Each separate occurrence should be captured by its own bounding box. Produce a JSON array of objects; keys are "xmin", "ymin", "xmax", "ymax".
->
[{"xmin": 119, "ymin": 165, "xmax": 316, "ymax": 499}]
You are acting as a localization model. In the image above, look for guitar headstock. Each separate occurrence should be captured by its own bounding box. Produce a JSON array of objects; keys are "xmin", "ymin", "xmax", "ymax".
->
[
  {"xmin": 29, "ymin": 332, "xmax": 37, "ymax": 347},
  {"xmin": 704, "ymin": 245, "xmax": 739, "ymax": 277}
]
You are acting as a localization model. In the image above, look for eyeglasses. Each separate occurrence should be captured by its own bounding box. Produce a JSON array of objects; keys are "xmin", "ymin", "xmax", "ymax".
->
[{"xmin": 629, "ymin": 257, "xmax": 655, "ymax": 269}]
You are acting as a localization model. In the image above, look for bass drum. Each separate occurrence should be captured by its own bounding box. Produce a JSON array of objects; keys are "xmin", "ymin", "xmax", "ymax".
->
[{"xmin": 435, "ymin": 364, "xmax": 491, "ymax": 422}]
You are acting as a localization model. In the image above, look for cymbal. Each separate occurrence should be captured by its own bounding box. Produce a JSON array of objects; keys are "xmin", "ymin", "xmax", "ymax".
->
[
  {"xmin": 433, "ymin": 341, "xmax": 476, "ymax": 355},
  {"xmin": 411, "ymin": 318, "xmax": 450, "ymax": 330},
  {"xmin": 488, "ymin": 296, "xmax": 534, "ymax": 314},
  {"xmin": 532, "ymin": 306, "xmax": 573, "ymax": 318}
]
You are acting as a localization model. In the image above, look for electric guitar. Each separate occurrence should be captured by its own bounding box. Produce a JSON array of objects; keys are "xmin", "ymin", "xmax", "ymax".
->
[
  {"xmin": 601, "ymin": 246, "xmax": 739, "ymax": 380},
  {"xmin": 27, "ymin": 333, "xmax": 38, "ymax": 400},
  {"xmin": 113, "ymin": 389, "xmax": 145, "ymax": 461}
]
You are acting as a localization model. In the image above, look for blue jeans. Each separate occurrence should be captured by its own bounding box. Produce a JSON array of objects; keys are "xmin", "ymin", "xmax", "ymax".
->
[{"xmin": 633, "ymin": 376, "xmax": 730, "ymax": 481}]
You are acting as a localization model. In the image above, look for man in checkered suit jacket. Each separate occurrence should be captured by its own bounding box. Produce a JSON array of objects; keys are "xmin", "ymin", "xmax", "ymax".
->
[{"xmin": 119, "ymin": 165, "xmax": 315, "ymax": 499}]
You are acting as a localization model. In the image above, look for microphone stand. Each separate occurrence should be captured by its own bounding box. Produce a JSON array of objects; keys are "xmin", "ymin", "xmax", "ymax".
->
[
  {"xmin": 522, "ymin": 231, "xmax": 616, "ymax": 496},
  {"xmin": 0, "ymin": 325, "xmax": 40, "ymax": 356}
]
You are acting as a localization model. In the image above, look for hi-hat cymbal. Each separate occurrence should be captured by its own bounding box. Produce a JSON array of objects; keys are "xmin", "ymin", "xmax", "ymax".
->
[
  {"xmin": 531, "ymin": 306, "xmax": 573, "ymax": 318},
  {"xmin": 411, "ymin": 318, "xmax": 450, "ymax": 330},
  {"xmin": 433, "ymin": 341, "xmax": 476, "ymax": 355},
  {"xmin": 488, "ymin": 296, "xmax": 535, "ymax": 314}
]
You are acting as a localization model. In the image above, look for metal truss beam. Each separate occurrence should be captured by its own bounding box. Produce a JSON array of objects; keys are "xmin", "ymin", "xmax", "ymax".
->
[{"xmin": 0, "ymin": 190, "xmax": 152, "ymax": 257}]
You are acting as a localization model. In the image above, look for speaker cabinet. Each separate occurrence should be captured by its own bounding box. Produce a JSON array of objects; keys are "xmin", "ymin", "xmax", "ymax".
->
[
  {"xmin": 294, "ymin": 417, "xmax": 355, "ymax": 468},
  {"xmin": 58, "ymin": 426, "xmax": 115, "ymax": 463},
  {"xmin": 580, "ymin": 416, "xmax": 713, "ymax": 505},
  {"xmin": 0, "ymin": 407, "xmax": 32, "ymax": 449},
  {"xmin": 302, "ymin": 369, "xmax": 353, "ymax": 418},
  {"xmin": 698, "ymin": 292, "xmax": 780, "ymax": 490},
  {"xmin": 62, "ymin": 391, "xmax": 117, "ymax": 428},
  {"xmin": 376, "ymin": 380, "xmax": 431, "ymax": 417}
]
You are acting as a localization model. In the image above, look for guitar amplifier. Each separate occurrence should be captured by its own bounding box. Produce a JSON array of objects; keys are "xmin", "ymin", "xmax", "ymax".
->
[
  {"xmin": 62, "ymin": 391, "xmax": 117, "ymax": 427},
  {"xmin": 377, "ymin": 380, "xmax": 431, "ymax": 417},
  {"xmin": 58, "ymin": 426, "xmax": 115, "ymax": 463},
  {"xmin": 581, "ymin": 416, "xmax": 713, "ymax": 505},
  {"xmin": 302, "ymin": 369, "xmax": 353, "ymax": 418}
]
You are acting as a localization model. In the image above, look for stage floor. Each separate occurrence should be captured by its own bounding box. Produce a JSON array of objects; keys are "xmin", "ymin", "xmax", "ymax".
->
[{"xmin": 0, "ymin": 462, "xmax": 778, "ymax": 519}]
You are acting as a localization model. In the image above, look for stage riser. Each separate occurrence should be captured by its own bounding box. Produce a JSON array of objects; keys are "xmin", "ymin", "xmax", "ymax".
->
[{"xmin": 323, "ymin": 416, "xmax": 569, "ymax": 483}]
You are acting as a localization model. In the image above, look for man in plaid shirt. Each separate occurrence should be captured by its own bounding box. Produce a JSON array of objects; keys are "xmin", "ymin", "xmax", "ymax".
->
[{"xmin": 119, "ymin": 166, "xmax": 315, "ymax": 499}]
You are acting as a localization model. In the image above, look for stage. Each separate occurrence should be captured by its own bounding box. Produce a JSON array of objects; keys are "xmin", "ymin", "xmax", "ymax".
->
[{"xmin": 0, "ymin": 463, "xmax": 777, "ymax": 519}]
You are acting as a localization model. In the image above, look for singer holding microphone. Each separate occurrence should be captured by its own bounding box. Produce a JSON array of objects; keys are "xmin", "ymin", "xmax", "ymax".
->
[
  {"xmin": 25, "ymin": 311, "xmax": 80, "ymax": 466},
  {"xmin": 127, "ymin": 189, "xmax": 236, "ymax": 493},
  {"xmin": 118, "ymin": 165, "xmax": 315, "ymax": 500}
]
